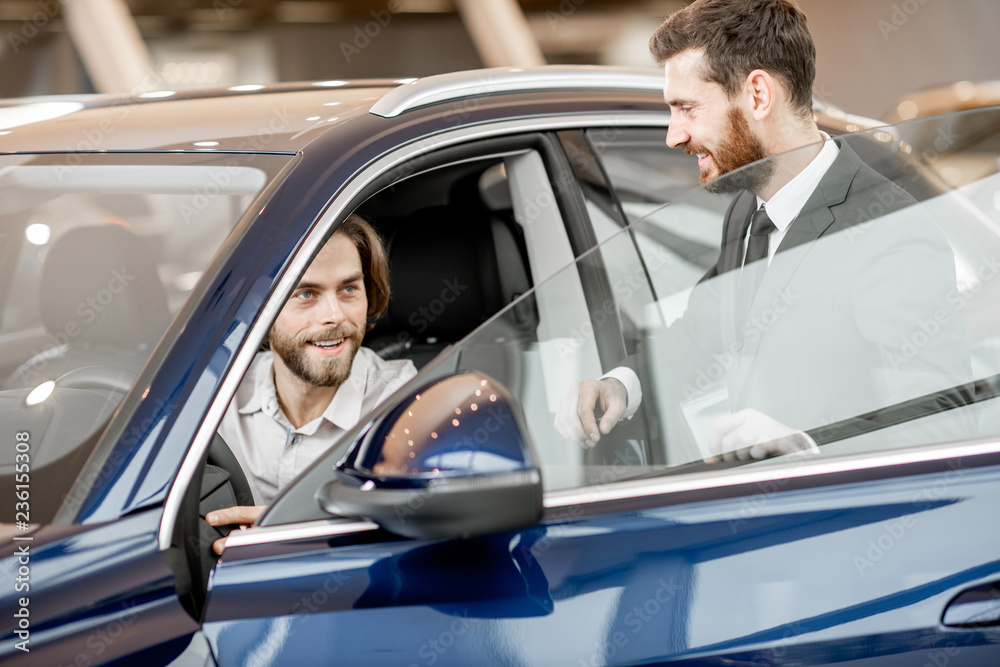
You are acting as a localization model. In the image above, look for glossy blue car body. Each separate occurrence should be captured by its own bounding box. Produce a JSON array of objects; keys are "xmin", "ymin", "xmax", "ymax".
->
[{"xmin": 0, "ymin": 68, "xmax": 998, "ymax": 666}]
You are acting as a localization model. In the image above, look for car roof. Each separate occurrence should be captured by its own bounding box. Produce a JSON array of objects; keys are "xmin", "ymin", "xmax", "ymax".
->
[{"xmin": 0, "ymin": 66, "xmax": 883, "ymax": 154}]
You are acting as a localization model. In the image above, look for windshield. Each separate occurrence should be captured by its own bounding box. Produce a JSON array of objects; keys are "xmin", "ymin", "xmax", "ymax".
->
[
  {"xmin": 0, "ymin": 152, "xmax": 290, "ymax": 522},
  {"xmin": 436, "ymin": 106, "xmax": 1000, "ymax": 491}
]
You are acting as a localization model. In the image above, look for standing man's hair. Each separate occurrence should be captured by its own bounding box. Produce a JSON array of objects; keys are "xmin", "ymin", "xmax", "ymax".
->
[
  {"xmin": 335, "ymin": 214, "xmax": 390, "ymax": 330},
  {"xmin": 649, "ymin": 0, "xmax": 816, "ymax": 117}
]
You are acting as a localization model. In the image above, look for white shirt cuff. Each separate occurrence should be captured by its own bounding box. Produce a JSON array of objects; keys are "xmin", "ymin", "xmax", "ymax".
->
[{"xmin": 600, "ymin": 366, "xmax": 642, "ymax": 421}]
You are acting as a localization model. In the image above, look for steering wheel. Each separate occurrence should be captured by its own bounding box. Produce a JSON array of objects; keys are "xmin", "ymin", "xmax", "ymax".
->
[
  {"xmin": 187, "ymin": 434, "xmax": 256, "ymax": 594},
  {"xmin": 206, "ymin": 433, "xmax": 255, "ymax": 509}
]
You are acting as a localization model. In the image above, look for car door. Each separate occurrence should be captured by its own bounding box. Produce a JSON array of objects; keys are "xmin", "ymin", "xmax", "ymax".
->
[{"xmin": 209, "ymin": 109, "xmax": 1000, "ymax": 665}]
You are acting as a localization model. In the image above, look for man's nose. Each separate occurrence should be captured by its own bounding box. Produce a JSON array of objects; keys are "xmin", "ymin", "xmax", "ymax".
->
[
  {"xmin": 318, "ymin": 294, "xmax": 346, "ymax": 326},
  {"xmin": 666, "ymin": 121, "xmax": 688, "ymax": 149}
]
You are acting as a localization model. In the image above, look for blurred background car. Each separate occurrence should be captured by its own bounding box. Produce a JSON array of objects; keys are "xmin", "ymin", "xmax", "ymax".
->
[{"xmin": 885, "ymin": 80, "xmax": 1000, "ymax": 123}]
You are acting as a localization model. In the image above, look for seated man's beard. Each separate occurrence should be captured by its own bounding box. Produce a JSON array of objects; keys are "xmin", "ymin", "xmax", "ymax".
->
[
  {"xmin": 269, "ymin": 324, "xmax": 364, "ymax": 388},
  {"xmin": 702, "ymin": 106, "xmax": 773, "ymax": 195}
]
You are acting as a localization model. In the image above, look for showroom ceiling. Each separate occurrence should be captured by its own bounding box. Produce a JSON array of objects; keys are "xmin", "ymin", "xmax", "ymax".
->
[{"xmin": 0, "ymin": 0, "xmax": 672, "ymax": 33}]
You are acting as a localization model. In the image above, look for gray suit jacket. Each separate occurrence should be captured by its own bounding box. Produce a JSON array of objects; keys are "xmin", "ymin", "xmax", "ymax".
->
[{"xmin": 636, "ymin": 140, "xmax": 973, "ymax": 445}]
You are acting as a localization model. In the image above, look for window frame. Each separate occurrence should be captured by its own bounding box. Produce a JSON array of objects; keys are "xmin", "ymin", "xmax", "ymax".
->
[{"xmin": 158, "ymin": 113, "xmax": 672, "ymax": 550}]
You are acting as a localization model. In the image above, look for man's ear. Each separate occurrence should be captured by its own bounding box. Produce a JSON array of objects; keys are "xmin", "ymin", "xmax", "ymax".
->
[{"xmin": 744, "ymin": 69, "xmax": 776, "ymax": 121}]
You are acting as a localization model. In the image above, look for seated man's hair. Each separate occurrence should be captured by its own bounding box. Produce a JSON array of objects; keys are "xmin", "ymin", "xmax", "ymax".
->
[{"xmin": 336, "ymin": 213, "xmax": 390, "ymax": 330}]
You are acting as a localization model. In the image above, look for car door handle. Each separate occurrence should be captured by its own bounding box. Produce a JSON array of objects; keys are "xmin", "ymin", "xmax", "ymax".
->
[{"xmin": 943, "ymin": 582, "xmax": 1000, "ymax": 627}]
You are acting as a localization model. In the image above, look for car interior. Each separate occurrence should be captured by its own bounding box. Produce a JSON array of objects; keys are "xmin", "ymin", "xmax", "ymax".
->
[
  {"xmin": 0, "ymin": 159, "xmax": 272, "ymax": 529},
  {"xmin": 177, "ymin": 142, "xmax": 554, "ymax": 615}
]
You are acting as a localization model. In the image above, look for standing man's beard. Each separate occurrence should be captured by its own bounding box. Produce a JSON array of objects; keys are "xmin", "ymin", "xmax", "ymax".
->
[
  {"xmin": 685, "ymin": 105, "xmax": 774, "ymax": 195},
  {"xmin": 269, "ymin": 324, "xmax": 365, "ymax": 388}
]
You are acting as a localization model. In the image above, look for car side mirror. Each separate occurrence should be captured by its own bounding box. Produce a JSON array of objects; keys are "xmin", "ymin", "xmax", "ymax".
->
[{"xmin": 316, "ymin": 372, "xmax": 543, "ymax": 539}]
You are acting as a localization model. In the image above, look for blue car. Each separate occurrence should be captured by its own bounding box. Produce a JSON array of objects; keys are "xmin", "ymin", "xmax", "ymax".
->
[{"xmin": 1, "ymin": 66, "xmax": 999, "ymax": 665}]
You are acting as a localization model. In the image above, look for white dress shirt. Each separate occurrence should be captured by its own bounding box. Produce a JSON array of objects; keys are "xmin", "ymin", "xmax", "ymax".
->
[
  {"xmin": 218, "ymin": 347, "xmax": 417, "ymax": 504},
  {"xmin": 744, "ymin": 134, "xmax": 839, "ymax": 265},
  {"xmin": 606, "ymin": 134, "xmax": 840, "ymax": 420}
]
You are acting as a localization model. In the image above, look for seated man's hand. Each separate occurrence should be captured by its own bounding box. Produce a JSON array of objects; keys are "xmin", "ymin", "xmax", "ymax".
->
[
  {"xmin": 206, "ymin": 505, "xmax": 266, "ymax": 556},
  {"xmin": 555, "ymin": 378, "xmax": 628, "ymax": 448},
  {"xmin": 707, "ymin": 409, "xmax": 819, "ymax": 463}
]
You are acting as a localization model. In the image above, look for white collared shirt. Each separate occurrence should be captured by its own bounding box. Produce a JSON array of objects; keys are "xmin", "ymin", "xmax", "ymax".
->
[
  {"xmin": 218, "ymin": 347, "xmax": 416, "ymax": 504},
  {"xmin": 744, "ymin": 133, "xmax": 839, "ymax": 265}
]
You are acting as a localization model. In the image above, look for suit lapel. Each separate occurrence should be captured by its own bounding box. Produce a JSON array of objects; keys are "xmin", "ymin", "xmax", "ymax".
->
[
  {"xmin": 732, "ymin": 140, "xmax": 864, "ymax": 403},
  {"xmin": 719, "ymin": 192, "xmax": 757, "ymax": 344}
]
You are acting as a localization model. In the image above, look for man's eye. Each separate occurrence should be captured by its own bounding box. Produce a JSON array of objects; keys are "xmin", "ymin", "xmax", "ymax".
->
[
  {"xmin": 343, "ymin": 285, "xmax": 358, "ymax": 294},
  {"xmin": 296, "ymin": 290, "xmax": 314, "ymax": 299}
]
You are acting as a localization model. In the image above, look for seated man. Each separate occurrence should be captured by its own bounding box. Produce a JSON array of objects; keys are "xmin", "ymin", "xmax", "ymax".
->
[{"xmin": 207, "ymin": 214, "xmax": 416, "ymax": 553}]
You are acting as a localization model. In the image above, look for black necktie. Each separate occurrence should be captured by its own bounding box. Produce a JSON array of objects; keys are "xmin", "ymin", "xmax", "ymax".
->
[
  {"xmin": 744, "ymin": 205, "xmax": 775, "ymax": 266},
  {"xmin": 738, "ymin": 205, "xmax": 776, "ymax": 320}
]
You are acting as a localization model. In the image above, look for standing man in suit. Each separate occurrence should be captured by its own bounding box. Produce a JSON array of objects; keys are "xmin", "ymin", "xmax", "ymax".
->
[{"xmin": 556, "ymin": 0, "xmax": 970, "ymax": 459}]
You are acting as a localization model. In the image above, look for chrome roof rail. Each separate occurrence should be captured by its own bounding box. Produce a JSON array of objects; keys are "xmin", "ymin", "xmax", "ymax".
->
[{"xmin": 369, "ymin": 65, "xmax": 664, "ymax": 118}]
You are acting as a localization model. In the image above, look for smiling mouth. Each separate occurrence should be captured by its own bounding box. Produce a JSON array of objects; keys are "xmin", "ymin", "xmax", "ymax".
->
[{"xmin": 310, "ymin": 338, "xmax": 345, "ymax": 349}]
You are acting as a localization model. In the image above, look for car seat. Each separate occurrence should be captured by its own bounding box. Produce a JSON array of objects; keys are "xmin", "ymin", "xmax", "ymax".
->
[
  {"xmin": 4, "ymin": 224, "xmax": 170, "ymax": 390},
  {"xmin": 367, "ymin": 205, "xmax": 536, "ymax": 391}
]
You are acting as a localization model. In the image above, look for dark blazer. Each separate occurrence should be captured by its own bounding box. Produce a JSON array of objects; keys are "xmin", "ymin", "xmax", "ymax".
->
[{"xmin": 634, "ymin": 140, "xmax": 973, "ymax": 446}]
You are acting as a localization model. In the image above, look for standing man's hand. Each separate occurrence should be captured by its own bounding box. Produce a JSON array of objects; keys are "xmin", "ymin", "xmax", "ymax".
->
[
  {"xmin": 706, "ymin": 409, "xmax": 818, "ymax": 462},
  {"xmin": 206, "ymin": 505, "xmax": 266, "ymax": 555},
  {"xmin": 555, "ymin": 378, "xmax": 628, "ymax": 448}
]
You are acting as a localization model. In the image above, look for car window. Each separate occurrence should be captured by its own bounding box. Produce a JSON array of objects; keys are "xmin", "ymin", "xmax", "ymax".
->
[
  {"xmin": 351, "ymin": 142, "xmax": 576, "ymax": 371},
  {"xmin": 585, "ymin": 127, "xmax": 703, "ymax": 239},
  {"xmin": 445, "ymin": 108, "xmax": 1000, "ymax": 491},
  {"xmin": 0, "ymin": 153, "xmax": 290, "ymax": 522},
  {"xmin": 585, "ymin": 126, "xmax": 723, "ymax": 327},
  {"xmin": 236, "ymin": 139, "xmax": 598, "ymax": 517}
]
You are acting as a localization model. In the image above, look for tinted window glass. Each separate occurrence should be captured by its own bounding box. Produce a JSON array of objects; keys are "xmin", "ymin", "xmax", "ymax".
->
[{"xmin": 448, "ymin": 109, "xmax": 1000, "ymax": 489}]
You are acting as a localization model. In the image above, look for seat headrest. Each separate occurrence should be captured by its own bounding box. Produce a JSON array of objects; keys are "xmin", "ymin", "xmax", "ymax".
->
[
  {"xmin": 386, "ymin": 206, "xmax": 508, "ymax": 340},
  {"xmin": 40, "ymin": 225, "xmax": 169, "ymax": 347}
]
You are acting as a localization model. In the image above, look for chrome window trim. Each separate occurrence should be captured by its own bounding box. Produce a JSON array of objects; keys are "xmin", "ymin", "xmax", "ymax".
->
[
  {"xmin": 223, "ymin": 518, "xmax": 379, "ymax": 549},
  {"xmin": 370, "ymin": 66, "xmax": 664, "ymax": 118},
  {"xmin": 544, "ymin": 436, "xmax": 1000, "ymax": 510},
  {"xmin": 158, "ymin": 111, "xmax": 667, "ymax": 551}
]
